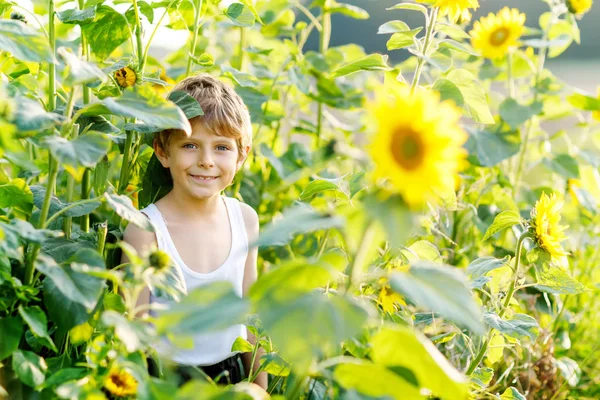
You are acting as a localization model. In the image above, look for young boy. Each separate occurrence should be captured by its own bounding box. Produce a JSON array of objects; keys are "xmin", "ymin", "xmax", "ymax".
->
[{"xmin": 121, "ymin": 74, "xmax": 267, "ymax": 389}]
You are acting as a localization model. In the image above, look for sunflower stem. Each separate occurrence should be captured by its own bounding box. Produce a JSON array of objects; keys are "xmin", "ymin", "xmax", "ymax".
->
[
  {"xmin": 345, "ymin": 221, "xmax": 377, "ymax": 293},
  {"xmin": 316, "ymin": 1, "xmax": 332, "ymax": 148},
  {"xmin": 507, "ymin": 51, "xmax": 515, "ymax": 98},
  {"xmin": 131, "ymin": 0, "xmax": 145, "ymax": 71},
  {"xmin": 465, "ymin": 232, "xmax": 531, "ymax": 376},
  {"xmin": 410, "ymin": 7, "xmax": 438, "ymax": 95},
  {"xmin": 185, "ymin": 0, "xmax": 204, "ymax": 77},
  {"xmin": 513, "ymin": 9, "xmax": 555, "ymax": 197},
  {"xmin": 79, "ymin": 0, "xmax": 92, "ymax": 232}
]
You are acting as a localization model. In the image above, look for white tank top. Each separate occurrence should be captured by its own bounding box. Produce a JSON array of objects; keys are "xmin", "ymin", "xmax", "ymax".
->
[{"xmin": 141, "ymin": 195, "xmax": 248, "ymax": 366}]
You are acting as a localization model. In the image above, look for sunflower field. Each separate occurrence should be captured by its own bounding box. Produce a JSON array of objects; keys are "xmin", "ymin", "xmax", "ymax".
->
[{"xmin": 0, "ymin": 0, "xmax": 599, "ymax": 398}]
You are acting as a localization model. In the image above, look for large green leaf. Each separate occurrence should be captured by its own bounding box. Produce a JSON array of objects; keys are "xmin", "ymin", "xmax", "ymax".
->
[
  {"xmin": 0, "ymin": 20, "xmax": 54, "ymax": 63},
  {"xmin": 499, "ymin": 98, "xmax": 543, "ymax": 129},
  {"xmin": 334, "ymin": 362, "xmax": 422, "ymax": 399},
  {"xmin": 44, "ymin": 278, "xmax": 91, "ymax": 333},
  {"xmin": 329, "ymin": 3, "xmax": 369, "ymax": 19},
  {"xmin": 500, "ymin": 387, "xmax": 526, "ymax": 400},
  {"xmin": 253, "ymin": 204, "xmax": 343, "ymax": 248},
  {"xmin": 11, "ymin": 95, "xmax": 65, "ymax": 132},
  {"xmin": 167, "ymin": 90, "xmax": 203, "ymax": 120},
  {"xmin": 99, "ymin": 86, "xmax": 191, "ymax": 134},
  {"xmin": 35, "ymin": 254, "xmax": 105, "ymax": 310},
  {"xmin": 42, "ymin": 237, "xmax": 96, "ymax": 264},
  {"xmin": 482, "ymin": 210, "xmax": 522, "ymax": 241},
  {"xmin": 377, "ymin": 20, "xmax": 409, "ymax": 34},
  {"xmin": 543, "ymin": 154, "xmax": 580, "ymax": 179},
  {"xmin": 81, "ymin": 5, "xmax": 130, "ymax": 60},
  {"xmin": 12, "ymin": 350, "xmax": 47, "ymax": 387},
  {"xmin": 445, "ymin": 69, "xmax": 494, "ymax": 124},
  {"xmin": 221, "ymin": 66, "xmax": 260, "ymax": 88},
  {"xmin": 386, "ymin": 3, "xmax": 428, "ymax": 14},
  {"xmin": 56, "ymin": 7, "xmax": 96, "ymax": 24},
  {"xmin": 467, "ymin": 257, "xmax": 509, "ymax": 279},
  {"xmin": 18, "ymin": 306, "xmax": 57, "ymax": 352},
  {"xmin": 257, "ymin": 293, "xmax": 370, "ymax": 371},
  {"xmin": 534, "ymin": 263, "xmax": 589, "ymax": 295},
  {"xmin": 386, "ymin": 29, "xmax": 422, "ymax": 50},
  {"xmin": 0, "ymin": 219, "xmax": 61, "ymax": 244},
  {"xmin": 41, "ymin": 132, "xmax": 112, "ymax": 180},
  {"xmin": 154, "ymin": 281, "xmax": 249, "ymax": 336},
  {"xmin": 0, "ymin": 178, "xmax": 33, "ymax": 215},
  {"xmin": 225, "ymin": 3, "xmax": 255, "ymax": 27},
  {"xmin": 330, "ymin": 54, "xmax": 392, "ymax": 78},
  {"xmin": 248, "ymin": 256, "xmax": 340, "ymax": 302},
  {"xmin": 567, "ymin": 92, "xmax": 600, "ymax": 111},
  {"xmin": 104, "ymin": 193, "xmax": 154, "ymax": 232},
  {"xmin": 390, "ymin": 261, "xmax": 484, "ymax": 334},
  {"xmin": 370, "ymin": 327, "xmax": 469, "ymax": 400},
  {"xmin": 57, "ymin": 47, "xmax": 106, "ymax": 86},
  {"xmin": 484, "ymin": 312, "xmax": 539, "ymax": 341},
  {"xmin": 31, "ymin": 186, "xmax": 102, "ymax": 219},
  {"xmin": 0, "ymin": 316, "xmax": 23, "ymax": 361},
  {"xmin": 465, "ymin": 124, "xmax": 520, "ymax": 167}
]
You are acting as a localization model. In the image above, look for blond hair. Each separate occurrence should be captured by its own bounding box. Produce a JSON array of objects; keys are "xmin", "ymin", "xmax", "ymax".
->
[{"xmin": 154, "ymin": 74, "xmax": 252, "ymax": 159}]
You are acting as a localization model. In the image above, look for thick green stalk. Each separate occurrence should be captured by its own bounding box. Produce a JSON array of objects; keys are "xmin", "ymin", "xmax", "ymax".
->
[
  {"xmin": 315, "ymin": 2, "xmax": 331, "ymax": 147},
  {"xmin": 409, "ymin": 7, "xmax": 438, "ymax": 94},
  {"xmin": 142, "ymin": 0, "xmax": 177, "ymax": 68},
  {"xmin": 25, "ymin": 0, "xmax": 57, "ymax": 285},
  {"xmin": 25, "ymin": 160, "xmax": 59, "ymax": 285},
  {"xmin": 62, "ymin": 93, "xmax": 78, "ymax": 238},
  {"xmin": 507, "ymin": 51, "xmax": 515, "ymax": 98},
  {"xmin": 118, "ymin": 128, "xmax": 135, "ymax": 193},
  {"xmin": 131, "ymin": 0, "xmax": 145, "ymax": 70},
  {"xmin": 345, "ymin": 221, "xmax": 377, "ymax": 293},
  {"xmin": 185, "ymin": 0, "xmax": 203, "ymax": 77},
  {"xmin": 97, "ymin": 221, "xmax": 108, "ymax": 256},
  {"xmin": 79, "ymin": 0, "xmax": 91, "ymax": 232},
  {"xmin": 465, "ymin": 233, "xmax": 530, "ymax": 375},
  {"xmin": 237, "ymin": 27, "xmax": 247, "ymax": 72}
]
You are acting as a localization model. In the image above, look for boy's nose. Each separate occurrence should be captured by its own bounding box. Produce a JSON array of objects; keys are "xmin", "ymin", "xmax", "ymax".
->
[{"xmin": 197, "ymin": 151, "xmax": 214, "ymax": 168}]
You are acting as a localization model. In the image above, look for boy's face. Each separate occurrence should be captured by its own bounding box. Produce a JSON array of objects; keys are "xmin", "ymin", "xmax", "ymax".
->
[{"xmin": 154, "ymin": 121, "xmax": 248, "ymax": 200}]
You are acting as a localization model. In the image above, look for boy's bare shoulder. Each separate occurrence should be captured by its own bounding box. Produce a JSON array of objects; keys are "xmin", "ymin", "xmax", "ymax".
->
[
  {"xmin": 238, "ymin": 202, "xmax": 259, "ymax": 235},
  {"xmin": 122, "ymin": 218, "xmax": 157, "ymax": 250}
]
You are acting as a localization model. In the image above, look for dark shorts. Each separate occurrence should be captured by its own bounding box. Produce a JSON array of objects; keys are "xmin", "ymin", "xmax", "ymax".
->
[{"xmin": 148, "ymin": 353, "xmax": 245, "ymax": 386}]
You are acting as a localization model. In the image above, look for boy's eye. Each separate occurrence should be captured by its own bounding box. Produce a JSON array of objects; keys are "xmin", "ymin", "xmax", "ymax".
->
[
  {"xmin": 183, "ymin": 143, "xmax": 197, "ymax": 149},
  {"xmin": 216, "ymin": 145, "xmax": 230, "ymax": 151}
]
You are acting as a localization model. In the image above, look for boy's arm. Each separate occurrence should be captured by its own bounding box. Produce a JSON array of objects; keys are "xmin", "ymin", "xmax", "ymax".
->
[
  {"xmin": 240, "ymin": 203, "xmax": 268, "ymax": 390},
  {"xmin": 121, "ymin": 222, "xmax": 156, "ymax": 318}
]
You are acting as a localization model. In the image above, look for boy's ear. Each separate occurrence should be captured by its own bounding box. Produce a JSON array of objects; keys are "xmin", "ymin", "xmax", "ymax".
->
[
  {"xmin": 153, "ymin": 138, "xmax": 170, "ymax": 168},
  {"xmin": 236, "ymin": 145, "xmax": 251, "ymax": 171}
]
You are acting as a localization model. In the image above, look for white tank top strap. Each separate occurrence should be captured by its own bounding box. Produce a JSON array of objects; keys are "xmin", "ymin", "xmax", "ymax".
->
[
  {"xmin": 223, "ymin": 196, "xmax": 249, "ymax": 255},
  {"xmin": 139, "ymin": 204, "xmax": 167, "ymax": 249}
]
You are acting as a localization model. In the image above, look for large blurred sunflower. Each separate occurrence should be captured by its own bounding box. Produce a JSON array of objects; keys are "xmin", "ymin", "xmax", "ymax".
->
[
  {"xmin": 104, "ymin": 368, "xmax": 137, "ymax": 398},
  {"xmin": 530, "ymin": 193, "xmax": 568, "ymax": 258},
  {"xmin": 368, "ymin": 86, "xmax": 468, "ymax": 208},
  {"xmin": 470, "ymin": 7, "xmax": 526, "ymax": 60},
  {"xmin": 417, "ymin": 0, "xmax": 479, "ymax": 23},
  {"xmin": 567, "ymin": 0, "xmax": 593, "ymax": 16}
]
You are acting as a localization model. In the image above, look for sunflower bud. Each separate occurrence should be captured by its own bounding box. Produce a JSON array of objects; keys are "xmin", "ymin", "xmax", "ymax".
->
[
  {"xmin": 115, "ymin": 67, "xmax": 137, "ymax": 88},
  {"xmin": 149, "ymin": 250, "xmax": 170, "ymax": 270},
  {"xmin": 10, "ymin": 12, "xmax": 27, "ymax": 24},
  {"xmin": 566, "ymin": 0, "xmax": 593, "ymax": 17}
]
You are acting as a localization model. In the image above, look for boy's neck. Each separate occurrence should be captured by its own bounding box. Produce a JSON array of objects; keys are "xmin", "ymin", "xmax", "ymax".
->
[{"xmin": 160, "ymin": 188, "xmax": 223, "ymax": 221}]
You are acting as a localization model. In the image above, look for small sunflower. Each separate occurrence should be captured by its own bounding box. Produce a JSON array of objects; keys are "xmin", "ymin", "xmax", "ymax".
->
[
  {"xmin": 530, "ymin": 193, "xmax": 569, "ymax": 258},
  {"xmin": 152, "ymin": 68, "xmax": 175, "ymax": 96},
  {"xmin": 417, "ymin": 0, "xmax": 479, "ymax": 23},
  {"xmin": 368, "ymin": 86, "xmax": 468, "ymax": 208},
  {"xmin": 104, "ymin": 368, "xmax": 137, "ymax": 398},
  {"xmin": 115, "ymin": 67, "xmax": 137, "ymax": 88},
  {"xmin": 149, "ymin": 249, "xmax": 171, "ymax": 271},
  {"xmin": 378, "ymin": 279, "xmax": 406, "ymax": 314},
  {"xmin": 567, "ymin": 0, "xmax": 593, "ymax": 16},
  {"xmin": 470, "ymin": 7, "xmax": 526, "ymax": 60}
]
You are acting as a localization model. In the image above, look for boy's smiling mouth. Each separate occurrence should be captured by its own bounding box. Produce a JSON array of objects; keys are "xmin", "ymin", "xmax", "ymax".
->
[{"xmin": 189, "ymin": 174, "xmax": 219, "ymax": 181}]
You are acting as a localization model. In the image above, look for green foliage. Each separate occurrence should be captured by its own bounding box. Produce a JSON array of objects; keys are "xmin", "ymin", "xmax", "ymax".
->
[{"xmin": 0, "ymin": 0, "xmax": 597, "ymax": 398}]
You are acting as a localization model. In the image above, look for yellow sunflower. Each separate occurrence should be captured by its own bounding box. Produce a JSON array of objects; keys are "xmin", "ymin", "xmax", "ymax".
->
[
  {"xmin": 378, "ymin": 280, "xmax": 406, "ymax": 313},
  {"xmin": 417, "ymin": 0, "xmax": 479, "ymax": 23},
  {"xmin": 470, "ymin": 7, "xmax": 526, "ymax": 60},
  {"xmin": 368, "ymin": 86, "xmax": 468, "ymax": 208},
  {"xmin": 567, "ymin": 0, "xmax": 593, "ymax": 16},
  {"xmin": 115, "ymin": 67, "xmax": 137, "ymax": 88},
  {"xmin": 104, "ymin": 368, "xmax": 137, "ymax": 398},
  {"xmin": 530, "ymin": 193, "xmax": 569, "ymax": 258}
]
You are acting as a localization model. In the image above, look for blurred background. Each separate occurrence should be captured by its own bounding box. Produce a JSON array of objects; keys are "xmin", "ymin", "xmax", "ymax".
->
[{"xmin": 299, "ymin": 0, "xmax": 599, "ymax": 92}]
